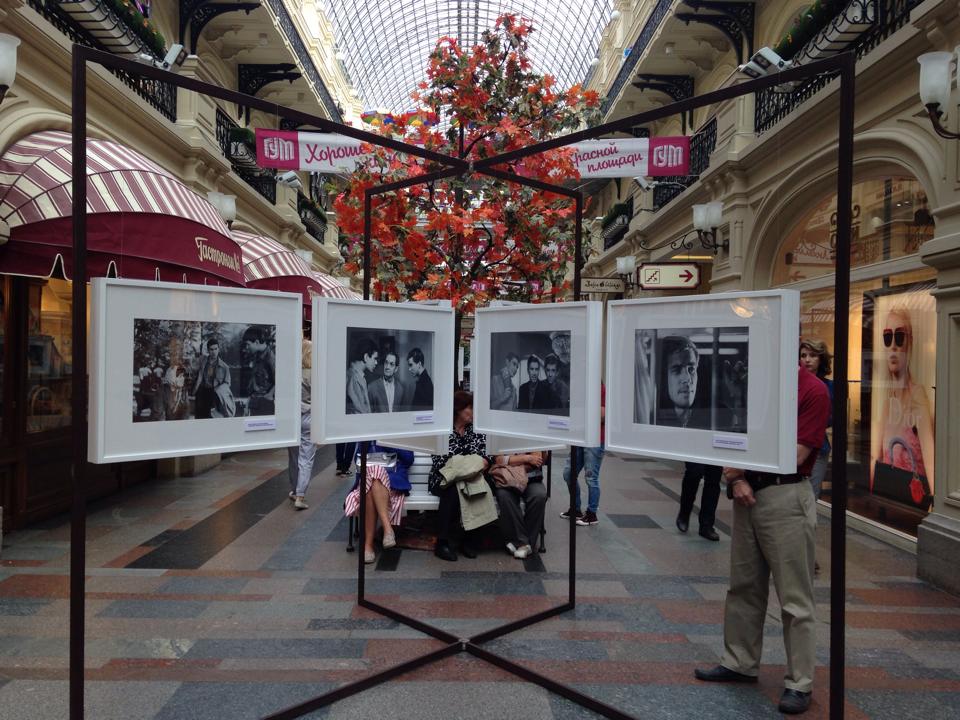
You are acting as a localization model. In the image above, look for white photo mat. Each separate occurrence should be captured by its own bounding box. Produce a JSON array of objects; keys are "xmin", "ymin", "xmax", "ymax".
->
[
  {"xmin": 473, "ymin": 301, "xmax": 602, "ymax": 447},
  {"xmin": 605, "ymin": 289, "xmax": 799, "ymax": 474},
  {"xmin": 311, "ymin": 297, "xmax": 455, "ymax": 443},
  {"xmin": 89, "ymin": 278, "xmax": 302, "ymax": 463}
]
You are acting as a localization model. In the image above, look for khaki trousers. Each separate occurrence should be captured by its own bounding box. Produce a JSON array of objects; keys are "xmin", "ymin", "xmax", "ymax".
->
[{"xmin": 721, "ymin": 480, "xmax": 817, "ymax": 692}]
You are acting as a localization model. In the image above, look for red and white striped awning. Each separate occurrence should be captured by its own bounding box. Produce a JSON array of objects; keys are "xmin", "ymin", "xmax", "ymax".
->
[
  {"xmin": 232, "ymin": 230, "xmax": 357, "ymax": 313},
  {"xmin": 0, "ymin": 131, "xmax": 243, "ymax": 285},
  {"xmin": 314, "ymin": 271, "xmax": 359, "ymax": 300}
]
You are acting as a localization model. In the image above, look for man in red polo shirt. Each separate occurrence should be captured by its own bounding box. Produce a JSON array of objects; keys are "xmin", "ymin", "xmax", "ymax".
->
[{"xmin": 695, "ymin": 364, "xmax": 830, "ymax": 715}]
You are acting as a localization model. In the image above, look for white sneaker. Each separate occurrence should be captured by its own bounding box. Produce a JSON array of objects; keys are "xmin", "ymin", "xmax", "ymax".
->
[
  {"xmin": 364, "ymin": 550, "xmax": 376, "ymax": 564},
  {"xmin": 294, "ymin": 497, "xmax": 308, "ymax": 510},
  {"xmin": 382, "ymin": 532, "xmax": 397, "ymax": 549},
  {"xmin": 288, "ymin": 491, "xmax": 296, "ymax": 501},
  {"xmin": 513, "ymin": 544, "xmax": 532, "ymax": 559},
  {"xmin": 505, "ymin": 542, "xmax": 518, "ymax": 555}
]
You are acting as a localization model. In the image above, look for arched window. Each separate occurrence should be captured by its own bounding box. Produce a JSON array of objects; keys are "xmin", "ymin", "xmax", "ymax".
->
[{"xmin": 771, "ymin": 176, "xmax": 934, "ymax": 286}]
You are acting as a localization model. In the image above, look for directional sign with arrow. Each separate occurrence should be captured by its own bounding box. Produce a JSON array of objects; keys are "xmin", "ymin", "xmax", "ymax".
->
[{"xmin": 638, "ymin": 263, "xmax": 700, "ymax": 290}]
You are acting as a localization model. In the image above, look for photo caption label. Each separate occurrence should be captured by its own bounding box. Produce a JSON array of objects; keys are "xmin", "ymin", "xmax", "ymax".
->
[
  {"xmin": 245, "ymin": 418, "xmax": 277, "ymax": 432},
  {"xmin": 547, "ymin": 417, "xmax": 570, "ymax": 431},
  {"xmin": 713, "ymin": 434, "xmax": 748, "ymax": 451},
  {"xmin": 413, "ymin": 413, "xmax": 434, "ymax": 425}
]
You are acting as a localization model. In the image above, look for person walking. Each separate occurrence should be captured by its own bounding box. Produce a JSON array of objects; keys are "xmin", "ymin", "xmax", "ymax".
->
[
  {"xmin": 561, "ymin": 383, "xmax": 605, "ymax": 526},
  {"xmin": 287, "ymin": 334, "xmax": 317, "ymax": 510},
  {"xmin": 676, "ymin": 462, "xmax": 722, "ymax": 541}
]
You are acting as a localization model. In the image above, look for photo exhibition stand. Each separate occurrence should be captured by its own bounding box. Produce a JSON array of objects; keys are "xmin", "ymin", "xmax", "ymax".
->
[{"xmin": 68, "ymin": 46, "xmax": 856, "ymax": 720}]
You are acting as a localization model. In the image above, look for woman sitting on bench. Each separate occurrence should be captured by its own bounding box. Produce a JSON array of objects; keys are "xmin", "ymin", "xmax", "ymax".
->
[
  {"xmin": 344, "ymin": 442, "xmax": 414, "ymax": 564},
  {"xmin": 491, "ymin": 451, "xmax": 547, "ymax": 559},
  {"xmin": 430, "ymin": 391, "xmax": 492, "ymax": 562}
]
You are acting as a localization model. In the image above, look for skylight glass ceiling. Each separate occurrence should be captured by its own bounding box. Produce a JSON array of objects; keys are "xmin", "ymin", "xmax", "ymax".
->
[{"xmin": 321, "ymin": 0, "xmax": 613, "ymax": 113}]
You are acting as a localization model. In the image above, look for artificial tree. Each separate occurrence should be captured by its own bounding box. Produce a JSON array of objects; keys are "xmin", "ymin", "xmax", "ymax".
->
[{"xmin": 334, "ymin": 14, "xmax": 600, "ymax": 341}]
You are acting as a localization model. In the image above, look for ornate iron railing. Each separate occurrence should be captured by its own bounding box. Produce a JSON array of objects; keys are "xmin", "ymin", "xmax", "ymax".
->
[
  {"xmin": 298, "ymin": 190, "xmax": 327, "ymax": 244},
  {"xmin": 602, "ymin": 198, "xmax": 633, "ymax": 250},
  {"xmin": 29, "ymin": 0, "xmax": 177, "ymax": 121},
  {"xmin": 263, "ymin": 0, "xmax": 343, "ymax": 123},
  {"xmin": 652, "ymin": 116, "xmax": 717, "ymax": 210},
  {"xmin": 600, "ymin": 0, "xmax": 675, "ymax": 116},
  {"xmin": 216, "ymin": 108, "xmax": 277, "ymax": 205},
  {"xmin": 755, "ymin": 0, "xmax": 922, "ymax": 134}
]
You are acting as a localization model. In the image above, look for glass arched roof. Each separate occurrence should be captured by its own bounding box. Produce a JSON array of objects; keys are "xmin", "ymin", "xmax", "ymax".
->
[{"xmin": 321, "ymin": 0, "xmax": 613, "ymax": 113}]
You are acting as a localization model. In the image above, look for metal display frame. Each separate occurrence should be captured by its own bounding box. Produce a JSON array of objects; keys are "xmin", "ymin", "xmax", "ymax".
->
[{"xmin": 68, "ymin": 45, "xmax": 855, "ymax": 720}]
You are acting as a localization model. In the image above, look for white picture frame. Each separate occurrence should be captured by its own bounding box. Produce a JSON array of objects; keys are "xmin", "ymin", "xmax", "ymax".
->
[
  {"xmin": 89, "ymin": 278, "xmax": 302, "ymax": 463},
  {"xmin": 605, "ymin": 289, "xmax": 800, "ymax": 474},
  {"xmin": 311, "ymin": 297, "xmax": 455, "ymax": 443},
  {"xmin": 473, "ymin": 301, "xmax": 602, "ymax": 447}
]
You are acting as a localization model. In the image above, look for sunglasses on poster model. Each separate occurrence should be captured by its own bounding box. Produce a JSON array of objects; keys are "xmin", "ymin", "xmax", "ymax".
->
[{"xmin": 882, "ymin": 328, "xmax": 910, "ymax": 348}]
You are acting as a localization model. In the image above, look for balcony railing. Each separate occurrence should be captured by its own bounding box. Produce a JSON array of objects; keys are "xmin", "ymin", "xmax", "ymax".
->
[
  {"xmin": 755, "ymin": 0, "xmax": 922, "ymax": 134},
  {"xmin": 600, "ymin": 0, "xmax": 675, "ymax": 116},
  {"xmin": 298, "ymin": 191, "xmax": 328, "ymax": 244},
  {"xmin": 28, "ymin": 0, "xmax": 177, "ymax": 121},
  {"xmin": 263, "ymin": 0, "xmax": 343, "ymax": 123},
  {"xmin": 216, "ymin": 108, "xmax": 277, "ymax": 205},
  {"xmin": 652, "ymin": 117, "xmax": 717, "ymax": 210},
  {"xmin": 601, "ymin": 197, "xmax": 633, "ymax": 250}
]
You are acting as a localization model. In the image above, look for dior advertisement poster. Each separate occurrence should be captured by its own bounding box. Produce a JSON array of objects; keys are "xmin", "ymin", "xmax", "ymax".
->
[
  {"xmin": 345, "ymin": 328, "xmax": 434, "ymax": 414},
  {"xmin": 489, "ymin": 330, "xmax": 571, "ymax": 417},
  {"xmin": 633, "ymin": 327, "xmax": 748, "ymax": 433},
  {"xmin": 132, "ymin": 319, "xmax": 276, "ymax": 422}
]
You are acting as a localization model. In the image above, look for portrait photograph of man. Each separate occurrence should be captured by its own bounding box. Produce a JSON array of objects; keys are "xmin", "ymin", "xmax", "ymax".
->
[
  {"xmin": 490, "ymin": 331, "xmax": 571, "ymax": 417},
  {"xmin": 344, "ymin": 328, "xmax": 434, "ymax": 414},
  {"xmin": 634, "ymin": 327, "xmax": 748, "ymax": 432}
]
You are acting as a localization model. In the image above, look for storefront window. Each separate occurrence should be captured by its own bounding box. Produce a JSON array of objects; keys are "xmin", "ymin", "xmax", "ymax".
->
[
  {"xmin": 772, "ymin": 177, "xmax": 935, "ymax": 286},
  {"xmin": 796, "ymin": 268, "xmax": 936, "ymax": 536},
  {"xmin": 27, "ymin": 278, "xmax": 72, "ymax": 434}
]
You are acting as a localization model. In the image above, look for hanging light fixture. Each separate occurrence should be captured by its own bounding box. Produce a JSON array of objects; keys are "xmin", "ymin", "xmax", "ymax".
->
[
  {"xmin": 691, "ymin": 201, "xmax": 727, "ymax": 253},
  {"xmin": 918, "ymin": 50, "xmax": 959, "ymax": 139},
  {"xmin": 0, "ymin": 33, "xmax": 21, "ymax": 105}
]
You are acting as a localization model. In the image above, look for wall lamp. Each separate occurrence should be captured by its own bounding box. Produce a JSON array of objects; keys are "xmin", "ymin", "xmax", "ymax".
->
[
  {"xmin": 692, "ymin": 201, "xmax": 726, "ymax": 253},
  {"xmin": 918, "ymin": 49, "xmax": 959, "ymax": 139},
  {"xmin": 616, "ymin": 255, "xmax": 637, "ymax": 292},
  {"xmin": 207, "ymin": 191, "xmax": 237, "ymax": 229},
  {"xmin": 638, "ymin": 201, "xmax": 726, "ymax": 254},
  {"xmin": 0, "ymin": 34, "xmax": 21, "ymax": 105}
]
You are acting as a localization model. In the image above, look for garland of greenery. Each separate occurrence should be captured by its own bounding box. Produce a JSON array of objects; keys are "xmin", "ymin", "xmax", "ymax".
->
[
  {"xmin": 773, "ymin": 0, "xmax": 846, "ymax": 60},
  {"xmin": 228, "ymin": 126, "xmax": 256, "ymax": 146},
  {"xmin": 103, "ymin": 0, "xmax": 166, "ymax": 56}
]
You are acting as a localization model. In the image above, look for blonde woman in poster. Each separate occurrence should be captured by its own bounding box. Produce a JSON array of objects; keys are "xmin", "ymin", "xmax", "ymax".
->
[{"xmin": 871, "ymin": 306, "xmax": 935, "ymax": 507}]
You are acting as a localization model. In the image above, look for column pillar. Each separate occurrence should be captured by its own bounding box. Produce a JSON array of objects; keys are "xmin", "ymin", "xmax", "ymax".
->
[{"xmin": 916, "ymin": 205, "xmax": 960, "ymax": 594}]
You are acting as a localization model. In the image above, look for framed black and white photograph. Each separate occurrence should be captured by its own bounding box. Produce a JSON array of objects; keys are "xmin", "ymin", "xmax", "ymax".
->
[
  {"xmin": 473, "ymin": 302, "xmax": 602, "ymax": 447},
  {"xmin": 606, "ymin": 290, "xmax": 799, "ymax": 474},
  {"xmin": 132, "ymin": 320, "xmax": 277, "ymax": 422},
  {"xmin": 89, "ymin": 278, "xmax": 302, "ymax": 463},
  {"xmin": 312, "ymin": 297, "xmax": 455, "ymax": 443}
]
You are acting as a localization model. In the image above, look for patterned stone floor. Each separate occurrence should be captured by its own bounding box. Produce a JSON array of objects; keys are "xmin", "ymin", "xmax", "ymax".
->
[{"xmin": 0, "ymin": 447, "xmax": 958, "ymax": 719}]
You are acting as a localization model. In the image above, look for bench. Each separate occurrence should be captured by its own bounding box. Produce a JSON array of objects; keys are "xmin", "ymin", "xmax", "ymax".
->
[{"xmin": 346, "ymin": 451, "xmax": 552, "ymax": 553}]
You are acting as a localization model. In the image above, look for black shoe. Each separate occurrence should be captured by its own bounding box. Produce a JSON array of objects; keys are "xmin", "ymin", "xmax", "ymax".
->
[
  {"xmin": 460, "ymin": 541, "xmax": 478, "ymax": 559},
  {"xmin": 434, "ymin": 541, "xmax": 457, "ymax": 562},
  {"xmin": 778, "ymin": 689, "xmax": 812, "ymax": 715},
  {"xmin": 694, "ymin": 665, "xmax": 757, "ymax": 683},
  {"xmin": 699, "ymin": 526, "xmax": 720, "ymax": 542},
  {"xmin": 560, "ymin": 508, "xmax": 583, "ymax": 521},
  {"xmin": 676, "ymin": 515, "xmax": 690, "ymax": 533}
]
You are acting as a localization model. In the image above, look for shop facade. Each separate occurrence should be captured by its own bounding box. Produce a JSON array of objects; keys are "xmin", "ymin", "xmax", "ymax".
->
[
  {"xmin": 0, "ymin": 1, "xmax": 358, "ymax": 531},
  {"xmin": 584, "ymin": 0, "xmax": 960, "ymax": 590}
]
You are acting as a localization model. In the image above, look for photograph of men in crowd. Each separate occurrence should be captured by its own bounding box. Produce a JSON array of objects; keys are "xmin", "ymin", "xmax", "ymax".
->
[
  {"xmin": 634, "ymin": 327, "xmax": 748, "ymax": 432},
  {"xmin": 490, "ymin": 331, "xmax": 572, "ymax": 416},
  {"xmin": 345, "ymin": 328, "xmax": 435, "ymax": 414},
  {"xmin": 243, "ymin": 325, "xmax": 276, "ymax": 415},
  {"xmin": 132, "ymin": 319, "xmax": 276, "ymax": 421},
  {"xmin": 193, "ymin": 336, "xmax": 231, "ymax": 419},
  {"xmin": 407, "ymin": 347, "xmax": 434, "ymax": 411},
  {"xmin": 491, "ymin": 352, "xmax": 520, "ymax": 410}
]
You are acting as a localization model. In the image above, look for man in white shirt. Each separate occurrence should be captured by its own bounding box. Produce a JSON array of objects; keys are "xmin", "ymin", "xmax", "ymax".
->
[{"xmin": 369, "ymin": 350, "xmax": 406, "ymax": 413}]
